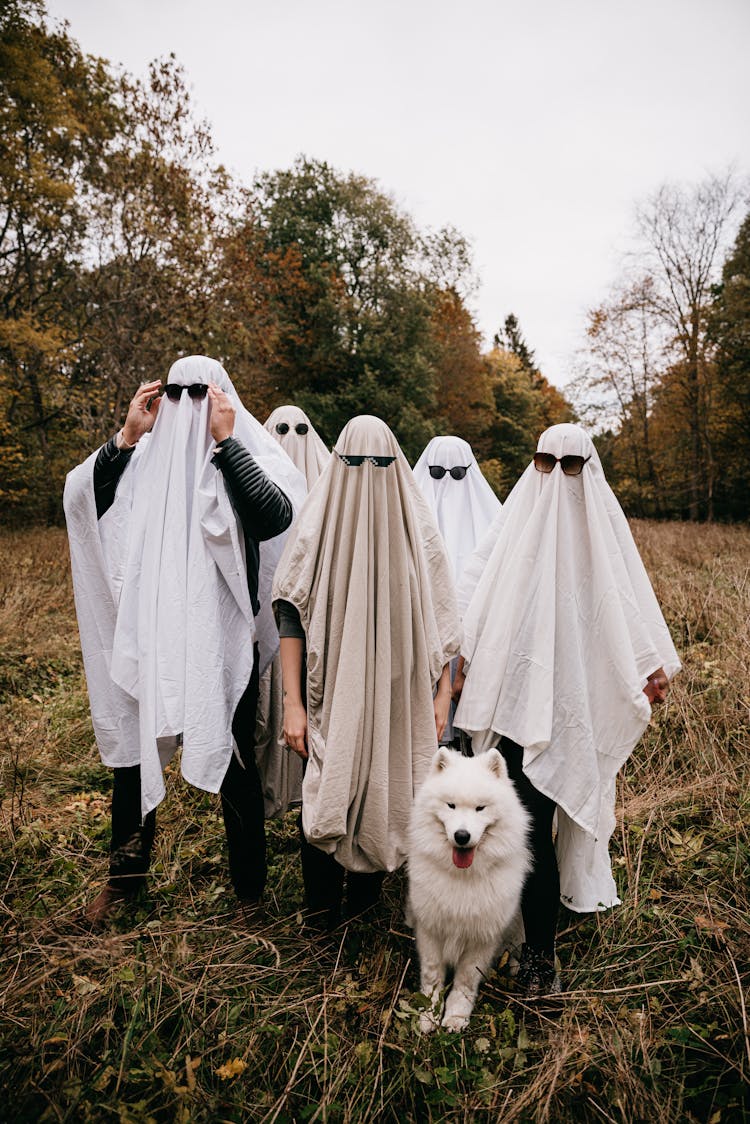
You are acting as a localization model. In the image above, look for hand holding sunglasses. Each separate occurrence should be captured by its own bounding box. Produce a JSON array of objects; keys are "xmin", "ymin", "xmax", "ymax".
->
[
  {"xmin": 207, "ymin": 383, "xmax": 236, "ymax": 444},
  {"xmin": 118, "ymin": 379, "xmax": 163, "ymax": 449},
  {"xmin": 533, "ymin": 451, "xmax": 591, "ymax": 476}
]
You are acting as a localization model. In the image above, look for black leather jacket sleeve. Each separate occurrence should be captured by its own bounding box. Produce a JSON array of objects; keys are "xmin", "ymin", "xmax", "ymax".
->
[
  {"xmin": 93, "ymin": 436, "xmax": 135, "ymax": 519},
  {"xmin": 212, "ymin": 436, "xmax": 293, "ymax": 542}
]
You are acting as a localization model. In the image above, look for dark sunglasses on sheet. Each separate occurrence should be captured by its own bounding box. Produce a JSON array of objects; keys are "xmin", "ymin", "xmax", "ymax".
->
[
  {"xmin": 533, "ymin": 451, "xmax": 591, "ymax": 476},
  {"xmin": 428, "ymin": 464, "xmax": 470, "ymax": 480},
  {"xmin": 276, "ymin": 421, "xmax": 309, "ymax": 435},
  {"xmin": 335, "ymin": 451, "xmax": 396, "ymax": 467},
  {"xmin": 164, "ymin": 383, "xmax": 209, "ymax": 401}
]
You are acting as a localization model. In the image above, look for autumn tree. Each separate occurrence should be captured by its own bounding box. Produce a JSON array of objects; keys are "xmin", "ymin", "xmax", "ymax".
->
[{"xmin": 0, "ymin": 0, "xmax": 121, "ymax": 516}]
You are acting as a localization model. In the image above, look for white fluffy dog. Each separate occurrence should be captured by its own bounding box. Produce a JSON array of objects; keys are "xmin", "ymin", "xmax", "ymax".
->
[{"xmin": 407, "ymin": 747, "xmax": 531, "ymax": 1032}]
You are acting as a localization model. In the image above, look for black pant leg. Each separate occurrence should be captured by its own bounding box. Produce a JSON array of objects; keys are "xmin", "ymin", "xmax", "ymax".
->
[
  {"xmin": 345, "ymin": 870, "xmax": 385, "ymax": 918},
  {"xmin": 220, "ymin": 649, "xmax": 266, "ymax": 901},
  {"xmin": 298, "ymin": 814, "xmax": 345, "ymax": 924},
  {"xmin": 109, "ymin": 765, "xmax": 156, "ymax": 892},
  {"xmin": 500, "ymin": 737, "xmax": 559, "ymax": 956}
]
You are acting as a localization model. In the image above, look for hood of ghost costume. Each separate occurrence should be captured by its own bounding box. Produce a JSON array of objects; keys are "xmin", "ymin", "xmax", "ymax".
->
[
  {"xmin": 413, "ymin": 436, "xmax": 501, "ymax": 582},
  {"xmin": 453, "ymin": 423, "xmax": 680, "ymax": 910},
  {"xmin": 272, "ymin": 415, "xmax": 461, "ymax": 873},
  {"xmin": 64, "ymin": 355, "xmax": 306, "ymax": 819},
  {"xmin": 264, "ymin": 405, "xmax": 330, "ymax": 488}
]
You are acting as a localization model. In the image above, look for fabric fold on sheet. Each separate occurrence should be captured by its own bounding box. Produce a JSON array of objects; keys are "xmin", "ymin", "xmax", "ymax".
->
[
  {"xmin": 454, "ymin": 423, "xmax": 680, "ymax": 912},
  {"xmin": 273, "ymin": 415, "xmax": 461, "ymax": 873}
]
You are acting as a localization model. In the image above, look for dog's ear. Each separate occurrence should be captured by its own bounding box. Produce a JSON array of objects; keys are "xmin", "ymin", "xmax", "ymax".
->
[
  {"xmin": 433, "ymin": 746, "xmax": 453, "ymax": 772},
  {"xmin": 484, "ymin": 748, "xmax": 508, "ymax": 779}
]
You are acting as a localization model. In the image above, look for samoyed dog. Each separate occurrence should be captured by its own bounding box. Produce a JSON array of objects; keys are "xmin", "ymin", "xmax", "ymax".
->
[{"xmin": 407, "ymin": 747, "xmax": 531, "ymax": 1032}]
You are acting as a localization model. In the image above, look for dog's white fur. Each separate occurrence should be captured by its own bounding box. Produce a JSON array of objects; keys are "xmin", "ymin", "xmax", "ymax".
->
[{"xmin": 407, "ymin": 747, "xmax": 531, "ymax": 1032}]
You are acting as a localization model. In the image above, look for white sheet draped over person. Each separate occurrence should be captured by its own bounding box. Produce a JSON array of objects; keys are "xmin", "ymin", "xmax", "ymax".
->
[
  {"xmin": 255, "ymin": 405, "xmax": 331, "ymax": 817},
  {"xmin": 454, "ymin": 423, "xmax": 680, "ymax": 915},
  {"xmin": 264, "ymin": 405, "xmax": 330, "ymax": 488},
  {"xmin": 413, "ymin": 435, "xmax": 501, "ymax": 745},
  {"xmin": 63, "ymin": 356, "xmax": 307, "ymax": 825},
  {"xmin": 272, "ymin": 415, "xmax": 461, "ymax": 878}
]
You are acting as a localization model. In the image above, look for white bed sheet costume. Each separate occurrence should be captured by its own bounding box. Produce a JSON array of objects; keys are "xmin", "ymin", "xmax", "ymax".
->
[
  {"xmin": 256, "ymin": 405, "xmax": 331, "ymax": 816},
  {"xmin": 413, "ymin": 436, "xmax": 501, "ymax": 584},
  {"xmin": 64, "ymin": 356, "xmax": 306, "ymax": 820},
  {"xmin": 454, "ymin": 423, "xmax": 680, "ymax": 913},
  {"xmin": 264, "ymin": 405, "xmax": 330, "ymax": 487},
  {"xmin": 413, "ymin": 435, "xmax": 501, "ymax": 744},
  {"xmin": 272, "ymin": 415, "xmax": 461, "ymax": 874}
]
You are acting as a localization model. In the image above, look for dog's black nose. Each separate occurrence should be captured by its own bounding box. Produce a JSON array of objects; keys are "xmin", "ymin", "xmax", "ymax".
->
[{"xmin": 454, "ymin": 829, "xmax": 471, "ymax": 847}]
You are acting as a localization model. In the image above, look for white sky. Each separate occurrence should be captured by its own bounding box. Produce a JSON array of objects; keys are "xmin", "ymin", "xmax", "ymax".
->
[{"xmin": 47, "ymin": 0, "xmax": 750, "ymax": 386}]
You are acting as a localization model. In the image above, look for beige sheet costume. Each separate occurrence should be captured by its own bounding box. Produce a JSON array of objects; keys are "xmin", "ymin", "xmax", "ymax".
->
[
  {"xmin": 255, "ymin": 407, "xmax": 331, "ymax": 816},
  {"xmin": 272, "ymin": 415, "xmax": 461, "ymax": 873}
]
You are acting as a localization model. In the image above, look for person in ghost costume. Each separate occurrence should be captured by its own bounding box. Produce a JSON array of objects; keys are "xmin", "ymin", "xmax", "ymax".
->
[
  {"xmin": 453, "ymin": 423, "xmax": 680, "ymax": 996},
  {"xmin": 413, "ymin": 435, "xmax": 501, "ymax": 745},
  {"xmin": 264, "ymin": 405, "xmax": 330, "ymax": 488},
  {"xmin": 64, "ymin": 356, "xmax": 306, "ymax": 924},
  {"xmin": 272, "ymin": 415, "xmax": 461, "ymax": 928},
  {"xmin": 254, "ymin": 407, "xmax": 330, "ymax": 817}
]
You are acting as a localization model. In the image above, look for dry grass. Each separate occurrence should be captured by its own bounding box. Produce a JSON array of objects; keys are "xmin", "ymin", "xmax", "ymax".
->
[{"xmin": 0, "ymin": 522, "xmax": 748, "ymax": 1123}]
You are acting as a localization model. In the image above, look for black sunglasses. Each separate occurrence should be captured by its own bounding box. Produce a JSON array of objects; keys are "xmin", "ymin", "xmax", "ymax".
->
[
  {"xmin": 335, "ymin": 451, "xmax": 396, "ymax": 467},
  {"xmin": 164, "ymin": 383, "xmax": 209, "ymax": 401},
  {"xmin": 276, "ymin": 421, "xmax": 309, "ymax": 435},
  {"xmin": 533, "ymin": 451, "xmax": 591, "ymax": 476},
  {"xmin": 428, "ymin": 465, "xmax": 470, "ymax": 480}
]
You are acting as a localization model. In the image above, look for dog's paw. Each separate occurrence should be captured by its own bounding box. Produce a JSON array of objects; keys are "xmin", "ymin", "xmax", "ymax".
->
[
  {"xmin": 418, "ymin": 1011, "xmax": 439, "ymax": 1034},
  {"xmin": 441, "ymin": 1013, "xmax": 470, "ymax": 1032}
]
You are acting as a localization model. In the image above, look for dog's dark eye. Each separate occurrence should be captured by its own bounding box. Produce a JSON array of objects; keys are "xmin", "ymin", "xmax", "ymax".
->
[
  {"xmin": 447, "ymin": 803, "xmax": 455, "ymax": 809},
  {"xmin": 475, "ymin": 805, "xmax": 485, "ymax": 812}
]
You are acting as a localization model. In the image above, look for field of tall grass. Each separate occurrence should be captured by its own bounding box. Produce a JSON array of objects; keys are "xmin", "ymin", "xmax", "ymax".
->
[{"xmin": 0, "ymin": 522, "xmax": 748, "ymax": 1123}]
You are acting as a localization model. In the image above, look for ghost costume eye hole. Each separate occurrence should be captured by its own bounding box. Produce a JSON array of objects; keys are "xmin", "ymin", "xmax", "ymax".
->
[
  {"xmin": 475, "ymin": 805, "xmax": 486, "ymax": 812},
  {"xmin": 447, "ymin": 803, "xmax": 455, "ymax": 809}
]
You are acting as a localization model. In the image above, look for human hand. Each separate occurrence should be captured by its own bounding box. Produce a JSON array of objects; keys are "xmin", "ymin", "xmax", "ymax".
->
[
  {"xmin": 434, "ymin": 690, "xmax": 451, "ymax": 743},
  {"xmin": 644, "ymin": 667, "xmax": 669, "ymax": 705},
  {"xmin": 207, "ymin": 383, "xmax": 236, "ymax": 444},
  {"xmin": 122, "ymin": 380, "xmax": 162, "ymax": 445},
  {"xmin": 283, "ymin": 699, "xmax": 308, "ymax": 759}
]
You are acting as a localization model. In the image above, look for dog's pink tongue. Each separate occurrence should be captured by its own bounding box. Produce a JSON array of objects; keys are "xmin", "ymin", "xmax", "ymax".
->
[{"xmin": 452, "ymin": 846, "xmax": 475, "ymax": 869}]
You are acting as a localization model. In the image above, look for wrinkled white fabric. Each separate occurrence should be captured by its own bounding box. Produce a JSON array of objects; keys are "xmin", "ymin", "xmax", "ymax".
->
[
  {"xmin": 256, "ymin": 404, "xmax": 330, "ymax": 816},
  {"xmin": 64, "ymin": 356, "xmax": 306, "ymax": 819},
  {"xmin": 273, "ymin": 415, "xmax": 461, "ymax": 873},
  {"xmin": 413, "ymin": 436, "xmax": 501, "ymax": 583},
  {"xmin": 454, "ymin": 423, "xmax": 680, "ymax": 912},
  {"xmin": 264, "ymin": 405, "xmax": 330, "ymax": 487}
]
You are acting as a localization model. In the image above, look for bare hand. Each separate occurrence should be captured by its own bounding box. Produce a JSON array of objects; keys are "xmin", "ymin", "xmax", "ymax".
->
[
  {"xmin": 283, "ymin": 699, "xmax": 308, "ymax": 759},
  {"xmin": 644, "ymin": 667, "xmax": 669, "ymax": 705},
  {"xmin": 207, "ymin": 383, "xmax": 235, "ymax": 444},
  {"xmin": 122, "ymin": 380, "xmax": 162, "ymax": 445},
  {"xmin": 434, "ymin": 691, "xmax": 450, "ymax": 742}
]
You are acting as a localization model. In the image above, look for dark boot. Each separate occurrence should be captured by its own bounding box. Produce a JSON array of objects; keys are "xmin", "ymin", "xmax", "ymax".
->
[{"xmin": 516, "ymin": 943, "xmax": 562, "ymax": 997}]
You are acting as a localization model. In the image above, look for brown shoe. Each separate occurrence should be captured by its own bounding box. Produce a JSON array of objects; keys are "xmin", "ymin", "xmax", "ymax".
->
[{"xmin": 83, "ymin": 885, "xmax": 132, "ymax": 927}]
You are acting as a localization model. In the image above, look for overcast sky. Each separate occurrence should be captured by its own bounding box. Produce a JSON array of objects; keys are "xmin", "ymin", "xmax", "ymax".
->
[{"xmin": 47, "ymin": 0, "xmax": 750, "ymax": 386}]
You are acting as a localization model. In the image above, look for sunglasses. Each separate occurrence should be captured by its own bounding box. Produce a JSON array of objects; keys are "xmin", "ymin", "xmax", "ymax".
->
[
  {"xmin": 275, "ymin": 421, "xmax": 309, "ymax": 435},
  {"xmin": 164, "ymin": 383, "xmax": 209, "ymax": 401},
  {"xmin": 335, "ymin": 451, "xmax": 396, "ymax": 467},
  {"xmin": 533, "ymin": 451, "xmax": 591, "ymax": 476},
  {"xmin": 428, "ymin": 465, "xmax": 470, "ymax": 480}
]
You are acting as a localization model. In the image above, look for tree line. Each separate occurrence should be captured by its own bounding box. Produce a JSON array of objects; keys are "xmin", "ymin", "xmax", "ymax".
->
[
  {"xmin": 0, "ymin": 0, "xmax": 570, "ymax": 523},
  {"xmin": 1, "ymin": 1, "xmax": 747, "ymax": 524}
]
